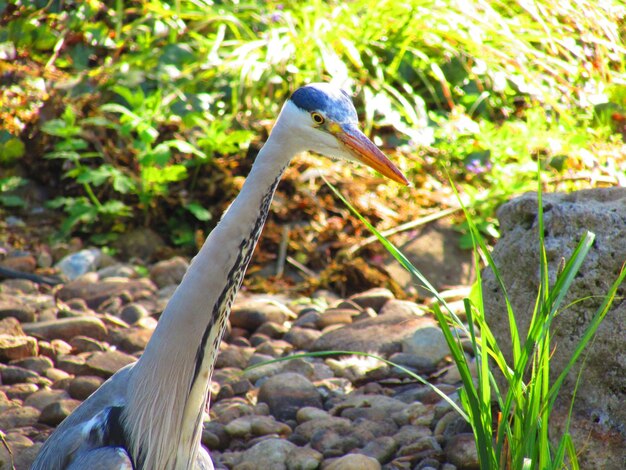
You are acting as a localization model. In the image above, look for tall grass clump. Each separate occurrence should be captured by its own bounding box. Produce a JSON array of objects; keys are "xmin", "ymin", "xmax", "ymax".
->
[{"xmin": 326, "ymin": 174, "xmax": 626, "ymax": 469}]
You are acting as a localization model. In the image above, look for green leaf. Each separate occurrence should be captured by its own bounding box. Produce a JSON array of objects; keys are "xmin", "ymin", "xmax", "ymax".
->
[
  {"xmin": 185, "ymin": 202, "xmax": 211, "ymax": 221},
  {"xmin": 76, "ymin": 167, "xmax": 110, "ymax": 186},
  {"xmin": 0, "ymin": 176, "xmax": 27, "ymax": 192},
  {"xmin": 46, "ymin": 196, "xmax": 75, "ymax": 210},
  {"xmin": 41, "ymin": 119, "xmax": 81, "ymax": 138},
  {"xmin": 163, "ymin": 140, "xmax": 207, "ymax": 159},
  {"xmin": 80, "ymin": 116, "xmax": 115, "ymax": 127},
  {"xmin": 98, "ymin": 200, "xmax": 131, "ymax": 216},
  {"xmin": 141, "ymin": 164, "xmax": 187, "ymax": 187},
  {"xmin": 110, "ymin": 170, "xmax": 136, "ymax": 194},
  {"xmin": 0, "ymin": 194, "xmax": 26, "ymax": 208},
  {"xmin": 44, "ymin": 151, "xmax": 82, "ymax": 161},
  {"xmin": 0, "ymin": 138, "xmax": 25, "ymax": 163},
  {"xmin": 59, "ymin": 199, "xmax": 98, "ymax": 235}
]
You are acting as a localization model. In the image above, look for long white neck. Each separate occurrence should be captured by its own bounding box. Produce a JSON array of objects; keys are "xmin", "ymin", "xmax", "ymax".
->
[{"xmin": 123, "ymin": 109, "xmax": 300, "ymax": 470}]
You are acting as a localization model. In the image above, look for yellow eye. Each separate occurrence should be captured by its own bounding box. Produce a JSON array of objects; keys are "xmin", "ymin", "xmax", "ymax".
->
[{"xmin": 311, "ymin": 112, "xmax": 325, "ymax": 125}]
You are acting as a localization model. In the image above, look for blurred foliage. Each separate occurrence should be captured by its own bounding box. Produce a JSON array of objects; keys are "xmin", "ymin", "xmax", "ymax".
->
[{"xmin": 1, "ymin": 0, "xmax": 625, "ymax": 246}]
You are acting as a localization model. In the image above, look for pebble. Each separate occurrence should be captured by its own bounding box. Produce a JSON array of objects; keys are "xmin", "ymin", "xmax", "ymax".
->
[
  {"xmin": 434, "ymin": 411, "xmax": 471, "ymax": 439},
  {"xmin": 230, "ymin": 297, "xmax": 295, "ymax": 330},
  {"xmin": 254, "ymin": 339, "xmax": 293, "ymax": 357},
  {"xmin": 318, "ymin": 308, "xmax": 355, "ymax": 328},
  {"xmin": 397, "ymin": 435, "xmax": 442, "ymax": 457},
  {"xmin": 149, "ymin": 256, "xmax": 189, "ymax": 288},
  {"xmin": 0, "ymin": 316, "xmax": 24, "ymax": 335},
  {"xmin": 379, "ymin": 299, "xmax": 425, "ymax": 317},
  {"xmin": 1, "ymin": 365, "xmax": 41, "ymax": 384},
  {"xmin": 402, "ymin": 325, "xmax": 450, "ymax": 365},
  {"xmin": 49, "ymin": 339, "xmax": 73, "ymax": 356},
  {"xmin": 292, "ymin": 309, "xmax": 321, "ymax": 328},
  {"xmin": 393, "ymin": 354, "xmax": 437, "ymax": 374},
  {"xmin": 39, "ymin": 398, "xmax": 82, "ymax": 426},
  {"xmin": 332, "ymin": 394, "xmax": 408, "ymax": 417},
  {"xmin": 224, "ymin": 415, "xmax": 291, "ymax": 438},
  {"xmin": 69, "ymin": 335, "xmax": 107, "ymax": 353},
  {"xmin": 96, "ymin": 263, "xmax": 136, "ymax": 279},
  {"xmin": 283, "ymin": 326, "xmax": 322, "ymax": 350},
  {"xmin": 119, "ymin": 302, "xmax": 150, "ymax": 324},
  {"xmin": 23, "ymin": 388, "xmax": 70, "ymax": 411},
  {"xmin": 68, "ymin": 375, "xmax": 104, "ymax": 400},
  {"xmin": 255, "ymin": 321, "xmax": 288, "ymax": 338},
  {"xmin": 85, "ymin": 350, "xmax": 136, "ymax": 377},
  {"xmin": 0, "ymin": 405, "xmax": 40, "ymax": 428},
  {"xmin": 232, "ymin": 438, "xmax": 296, "ymax": 470},
  {"xmin": 296, "ymin": 406, "xmax": 331, "ymax": 423},
  {"xmin": 11, "ymin": 355, "xmax": 53, "ymax": 375},
  {"xmin": 444, "ymin": 433, "xmax": 479, "ymax": 469},
  {"xmin": 258, "ymin": 372, "xmax": 323, "ymax": 421},
  {"xmin": 23, "ymin": 316, "xmax": 108, "ymax": 342},
  {"xmin": 110, "ymin": 327, "xmax": 153, "ymax": 353},
  {"xmin": 349, "ymin": 287, "xmax": 395, "ymax": 311},
  {"xmin": 1, "ymin": 382, "xmax": 39, "ymax": 400},
  {"xmin": 324, "ymin": 453, "xmax": 381, "ymax": 470},
  {"xmin": 215, "ymin": 344, "xmax": 254, "ymax": 369},
  {"xmin": 0, "ymin": 295, "xmax": 36, "ymax": 322},
  {"xmin": 290, "ymin": 417, "xmax": 352, "ymax": 445},
  {"xmin": 0, "ymin": 334, "xmax": 38, "ymax": 361},
  {"xmin": 202, "ymin": 420, "xmax": 230, "ymax": 451},
  {"xmin": 45, "ymin": 367, "xmax": 71, "ymax": 382},
  {"xmin": 357, "ymin": 435, "xmax": 397, "ymax": 463},
  {"xmin": 0, "ymin": 254, "xmax": 36, "ymax": 272},
  {"xmin": 55, "ymin": 248, "xmax": 102, "ymax": 280},
  {"xmin": 55, "ymin": 354, "xmax": 87, "ymax": 375},
  {"xmin": 285, "ymin": 446, "xmax": 323, "ymax": 470}
]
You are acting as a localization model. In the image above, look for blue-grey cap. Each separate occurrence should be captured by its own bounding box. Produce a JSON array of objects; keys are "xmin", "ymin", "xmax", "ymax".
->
[{"xmin": 290, "ymin": 83, "xmax": 357, "ymax": 123}]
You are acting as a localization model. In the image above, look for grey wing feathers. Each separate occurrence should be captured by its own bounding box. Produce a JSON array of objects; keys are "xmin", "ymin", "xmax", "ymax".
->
[
  {"xmin": 66, "ymin": 447, "xmax": 133, "ymax": 470},
  {"xmin": 31, "ymin": 364, "xmax": 134, "ymax": 470}
]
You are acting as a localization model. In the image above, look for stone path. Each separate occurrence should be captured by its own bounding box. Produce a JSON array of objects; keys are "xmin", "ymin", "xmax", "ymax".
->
[{"xmin": 0, "ymin": 247, "xmax": 478, "ymax": 470}]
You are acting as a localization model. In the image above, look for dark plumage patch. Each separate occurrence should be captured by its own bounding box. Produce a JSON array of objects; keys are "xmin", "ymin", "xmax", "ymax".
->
[
  {"xmin": 102, "ymin": 406, "xmax": 129, "ymax": 448},
  {"xmin": 290, "ymin": 83, "xmax": 357, "ymax": 122},
  {"xmin": 93, "ymin": 406, "xmax": 137, "ymax": 469}
]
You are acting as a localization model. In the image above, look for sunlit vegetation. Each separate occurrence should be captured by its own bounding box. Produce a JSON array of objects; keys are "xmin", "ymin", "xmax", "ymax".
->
[{"xmin": 1, "ymin": 0, "xmax": 625, "ymax": 247}]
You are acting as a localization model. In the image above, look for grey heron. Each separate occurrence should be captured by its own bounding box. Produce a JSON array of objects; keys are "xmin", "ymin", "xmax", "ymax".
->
[{"xmin": 32, "ymin": 83, "xmax": 409, "ymax": 470}]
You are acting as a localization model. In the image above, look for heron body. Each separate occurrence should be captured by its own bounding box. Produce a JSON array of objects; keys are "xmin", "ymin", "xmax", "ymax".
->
[{"xmin": 32, "ymin": 83, "xmax": 408, "ymax": 470}]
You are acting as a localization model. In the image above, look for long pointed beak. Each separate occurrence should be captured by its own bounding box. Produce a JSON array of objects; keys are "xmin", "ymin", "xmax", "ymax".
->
[{"xmin": 335, "ymin": 124, "xmax": 409, "ymax": 186}]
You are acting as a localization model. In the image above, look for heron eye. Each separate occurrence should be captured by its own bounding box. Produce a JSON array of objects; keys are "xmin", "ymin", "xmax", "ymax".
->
[{"xmin": 311, "ymin": 112, "xmax": 325, "ymax": 125}]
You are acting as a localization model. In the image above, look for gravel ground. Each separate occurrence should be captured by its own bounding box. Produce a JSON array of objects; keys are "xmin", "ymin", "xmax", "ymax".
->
[{"xmin": 0, "ymin": 247, "xmax": 478, "ymax": 470}]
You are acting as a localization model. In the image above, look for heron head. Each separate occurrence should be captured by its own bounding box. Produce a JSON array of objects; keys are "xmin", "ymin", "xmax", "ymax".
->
[{"xmin": 282, "ymin": 83, "xmax": 409, "ymax": 185}]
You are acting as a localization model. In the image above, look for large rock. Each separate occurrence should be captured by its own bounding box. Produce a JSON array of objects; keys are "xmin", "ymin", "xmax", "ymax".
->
[
  {"xmin": 483, "ymin": 188, "xmax": 626, "ymax": 469},
  {"xmin": 312, "ymin": 310, "xmax": 434, "ymax": 356},
  {"xmin": 384, "ymin": 219, "xmax": 474, "ymax": 296}
]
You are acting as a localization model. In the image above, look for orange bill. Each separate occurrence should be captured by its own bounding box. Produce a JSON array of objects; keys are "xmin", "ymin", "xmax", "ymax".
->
[{"xmin": 335, "ymin": 124, "xmax": 409, "ymax": 186}]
